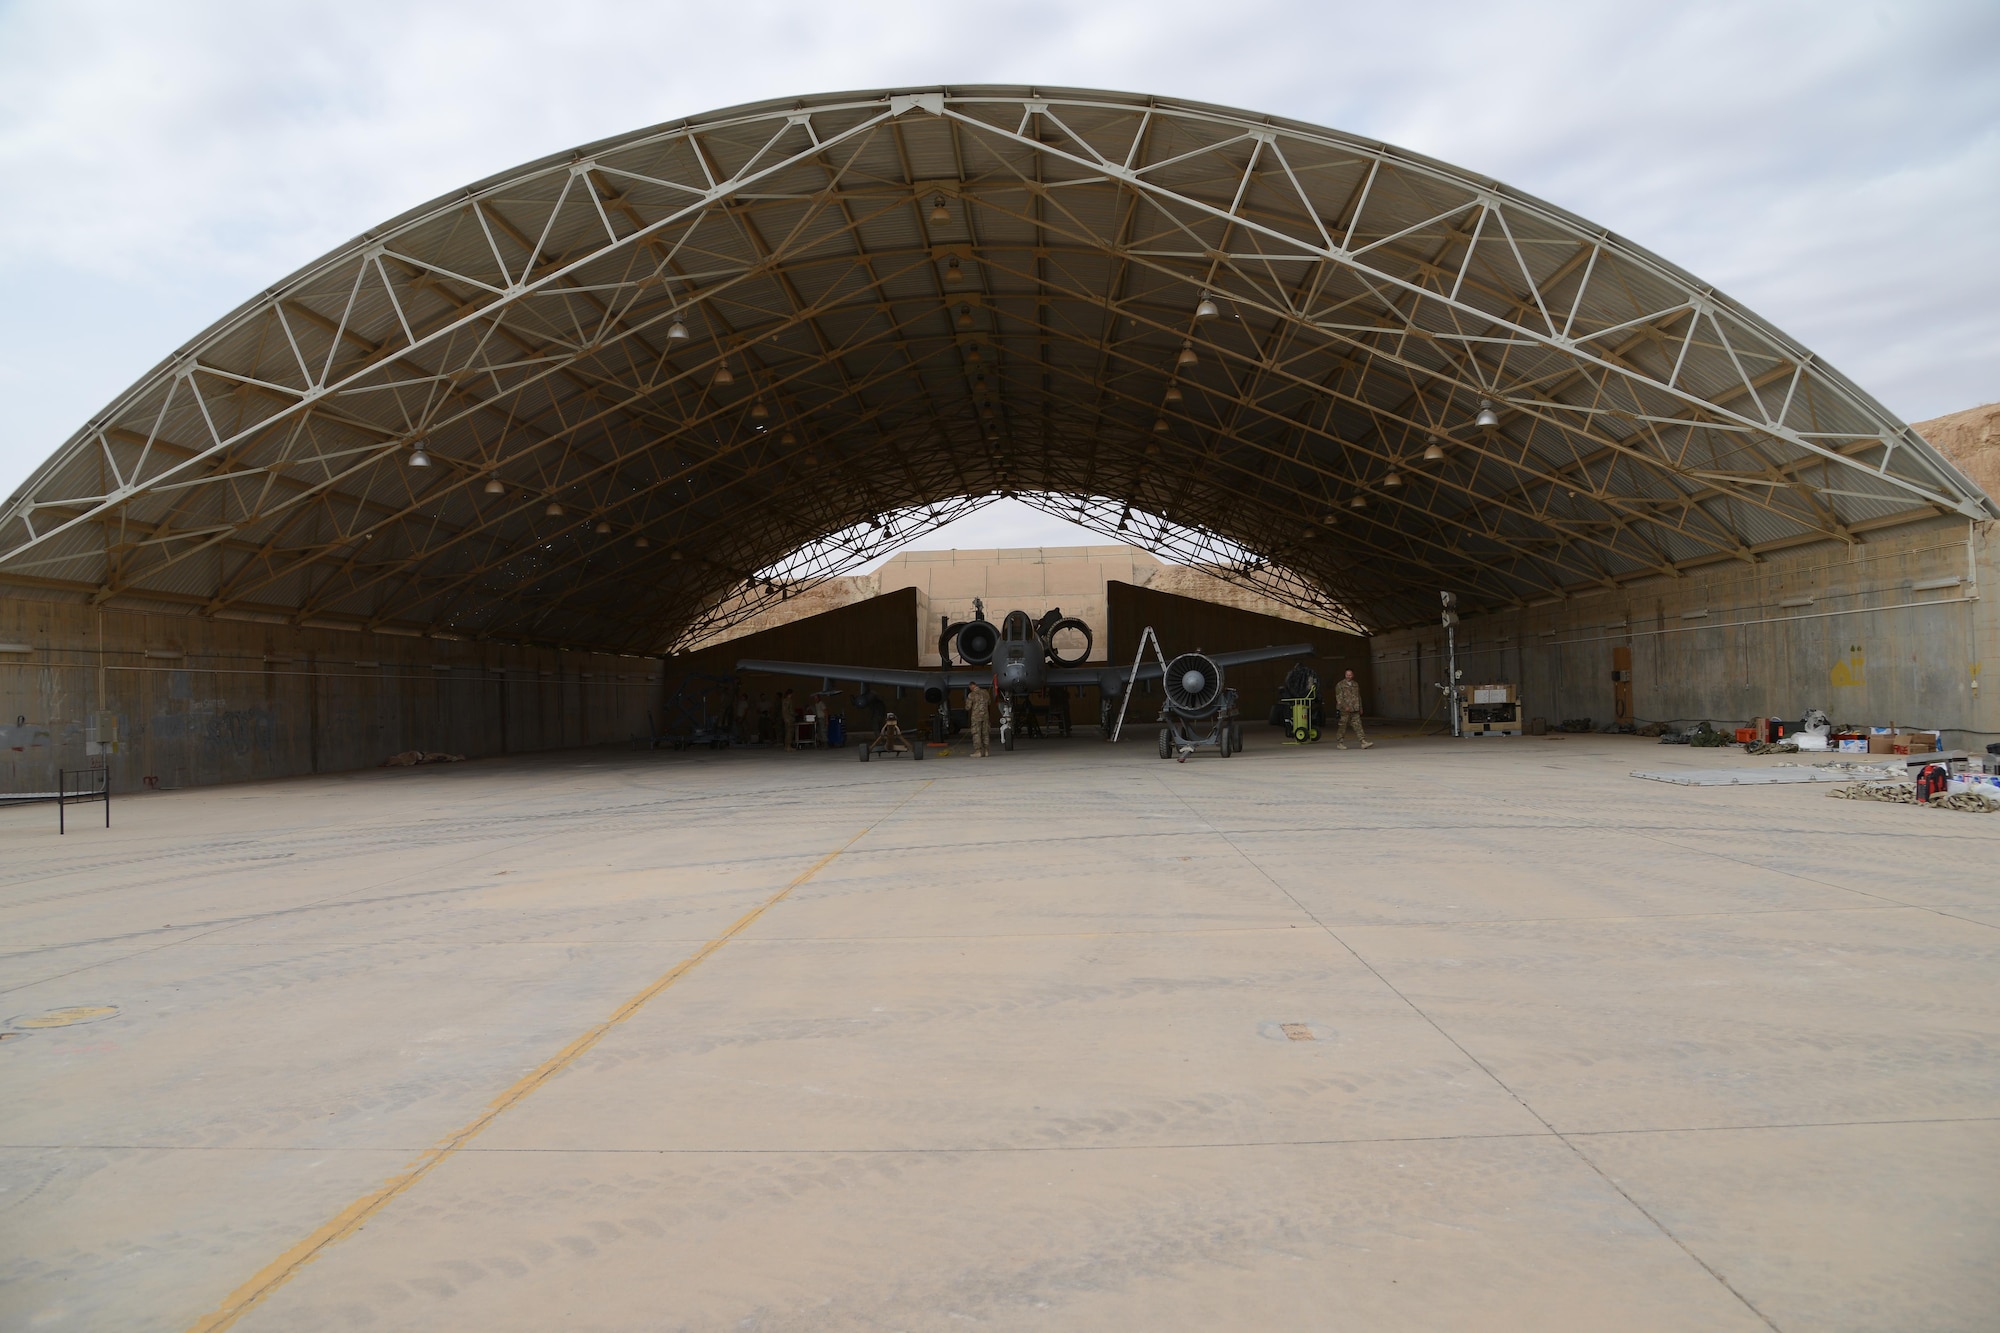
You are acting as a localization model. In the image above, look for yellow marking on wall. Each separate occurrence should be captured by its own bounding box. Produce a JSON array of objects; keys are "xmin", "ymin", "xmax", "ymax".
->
[
  {"xmin": 1830, "ymin": 649, "xmax": 1866, "ymax": 687},
  {"xmin": 186, "ymin": 780, "xmax": 932, "ymax": 1333}
]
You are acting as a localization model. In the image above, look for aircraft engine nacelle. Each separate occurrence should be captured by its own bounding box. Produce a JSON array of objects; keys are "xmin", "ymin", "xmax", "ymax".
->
[
  {"xmin": 953, "ymin": 617, "xmax": 998, "ymax": 666},
  {"xmin": 1163, "ymin": 652, "xmax": 1224, "ymax": 717},
  {"xmin": 1044, "ymin": 616, "xmax": 1093, "ymax": 667}
]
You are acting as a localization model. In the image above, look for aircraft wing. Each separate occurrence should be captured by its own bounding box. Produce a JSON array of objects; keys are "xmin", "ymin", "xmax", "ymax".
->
[
  {"xmin": 734, "ymin": 658, "xmax": 988, "ymax": 691},
  {"xmin": 1209, "ymin": 643, "xmax": 1317, "ymax": 670},
  {"xmin": 1046, "ymin": 642, "xmax": 1314, "ymax": 688}
]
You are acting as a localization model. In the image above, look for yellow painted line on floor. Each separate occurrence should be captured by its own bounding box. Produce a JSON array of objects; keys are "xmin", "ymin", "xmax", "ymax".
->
[{"xmin": 187, "ymin": 781, "xmax": 931, "ymax": 1333}]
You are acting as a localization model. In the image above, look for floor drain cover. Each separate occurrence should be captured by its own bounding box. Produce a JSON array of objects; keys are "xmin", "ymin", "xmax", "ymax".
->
[
  {"xmin": 10, "ymin": 1005, "xmax": 119, "ymax": 1029},
  {"xmin": 1280, "ymin": 1023, "xmax": 1315, "ymax": 1041}
]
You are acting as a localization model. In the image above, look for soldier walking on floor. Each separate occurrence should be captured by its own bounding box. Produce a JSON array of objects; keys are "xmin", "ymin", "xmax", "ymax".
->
[
  {"xmin": 1334, "ymin": 669, "xmax": 1373, "ymax": 750},
  {"xmin": 965, "ymin": 679, "xmax": 992, "ymax": 758}
]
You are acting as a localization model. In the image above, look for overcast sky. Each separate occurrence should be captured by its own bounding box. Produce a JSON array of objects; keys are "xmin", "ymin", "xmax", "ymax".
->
[{"xmin": 1, "ymin": 0, "xmax": 1994, "ymax": 554}]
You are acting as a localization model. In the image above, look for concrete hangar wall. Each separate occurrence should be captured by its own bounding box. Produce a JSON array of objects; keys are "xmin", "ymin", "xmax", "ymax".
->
[
  {"xmin": 1371, "ymin": 514, "xmax": 1995, "ymax": 743},
  {"xmin": 0, "ymin": 597, "xmax": 658, "ymax": 794}
]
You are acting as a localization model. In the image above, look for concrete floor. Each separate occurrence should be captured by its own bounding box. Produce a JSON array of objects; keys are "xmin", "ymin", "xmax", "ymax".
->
[{"xmin": 2, "ymin": 729, "xmax": 1996, "ymax": 1331}]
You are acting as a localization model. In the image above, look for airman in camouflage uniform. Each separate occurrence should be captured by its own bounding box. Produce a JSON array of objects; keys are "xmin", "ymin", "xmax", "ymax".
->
[
  {"xmin": 1334, "ymin": 669, "xmax": 1373, "ymax": 750},
  {"xmin": 965, "ymin": 679, "xmax": 992, "ymax": 757}
]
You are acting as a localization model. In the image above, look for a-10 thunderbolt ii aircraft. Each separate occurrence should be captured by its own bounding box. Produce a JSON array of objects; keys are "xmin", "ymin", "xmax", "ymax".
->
[{"xmin": 737, "ymin": 599, "xmax": 1312, "ymax": 751}]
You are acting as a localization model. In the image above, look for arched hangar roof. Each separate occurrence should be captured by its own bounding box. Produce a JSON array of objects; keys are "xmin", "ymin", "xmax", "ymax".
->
[{"xmin": 2, "ymin": 86, "xmax": 1990, "ymax": 653}]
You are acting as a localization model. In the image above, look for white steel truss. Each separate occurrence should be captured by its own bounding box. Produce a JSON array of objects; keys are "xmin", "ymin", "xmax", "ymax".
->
[{"xmin": 1, "ymin": 86, "xmax": 1988, "ymax": 654}]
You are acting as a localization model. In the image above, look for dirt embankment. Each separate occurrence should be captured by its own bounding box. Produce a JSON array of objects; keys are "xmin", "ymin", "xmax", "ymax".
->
[{"xmin": 1913, "ymin": 401, "xmax": 2000, "ymax": 502}]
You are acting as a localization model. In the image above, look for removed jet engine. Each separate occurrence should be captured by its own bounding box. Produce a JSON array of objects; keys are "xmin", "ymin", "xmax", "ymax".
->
[{"xmin": 1157, "ymin": 650, "xmax": 1244, "ymax": 761}]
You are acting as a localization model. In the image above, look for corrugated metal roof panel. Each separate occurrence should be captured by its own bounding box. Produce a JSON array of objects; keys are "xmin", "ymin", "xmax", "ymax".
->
[{"xmin": 2, "ymin": 87, "xmax": 1985, "ymax": 648}]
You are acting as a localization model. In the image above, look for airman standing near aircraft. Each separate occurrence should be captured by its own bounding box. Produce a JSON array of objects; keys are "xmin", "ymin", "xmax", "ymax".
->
[
  {"xmin": 965, "ymin": 679, "xmax": 992, "ymax": 758},
  {"xmin": 1334, "ymin": 669, "xmax": 1373, "ymax": 750},
  {"xmin": 778, "ymin": 689, "xmax": 797, "ymax": 751}
]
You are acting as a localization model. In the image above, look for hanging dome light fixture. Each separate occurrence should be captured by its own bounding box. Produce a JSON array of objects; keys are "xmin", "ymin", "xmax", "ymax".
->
[
  {"xmin": 956, "ymin": 304, "xmax": 974, "ymax": 329},
  {"xmin": 1349, "ymin": 495, "xmax": 1367, "ymax": 509},
  {"xmin": 1474, "ymin": 399, "xmax": 1501, "ymax": 429},
  {"xmin": 1176, "ymin": 341, "xmax": 1199, "ymax": 369},
  {"xmin": 483, "ymin": 477, "xmax": 504, "ymax": 494},
  {"xmin": 750, "ymin": 401, "xmax": 769, "ymax": 420},
  {"xmin": 594, "ymin": 521, "xmax": 611, "ymax": 535},
  {"xmin": 713, "ymin": 361, "xmax": 734, "ymax": 386},
  {"xmin": 407, "ymin": 443, "xmax": 431, "ymax": 467},
  {"xmin": 929, "ymin": 196, "xmax": 950, "ymax": 225},
  {"xmin": 1164, "ymin": 384, "xmax": 1183, "ymax": 404},
  {"xmin": 1153, "ymin": 418, "xmax": 1170, "ymax": 433},
  {"xmin": 666, "ymin": 318, "xmax": 689, "ymax": 341},
  {"xmin": 1423, "ymin": 435, "xmax": 1446, "ymax": 462},
  {"xmin": 1195, "ymin": 293, "xmax": 1220, "ymax": 320},
  {"xmin": 545, "ymin": 501, "xmax": 564, "ymax": 517},
  {"xmin": 1383, "ymin": 471, "xmax": 1403, "ymax": 488},
  {"xmin": 780, "ymin": 430, "xmax": 796, "ymax": 445},
  {"xmin": 945, "ymin": 258, "xmax": 964, "ymax": 284},
  {"xmin": 635, "ymin": 536, "xmax": 650, "ymax": 549}
]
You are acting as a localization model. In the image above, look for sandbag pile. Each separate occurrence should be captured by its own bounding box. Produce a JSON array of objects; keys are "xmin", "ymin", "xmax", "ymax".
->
[
  {"xmin": 380, "ymin": 750, "xmax": 467, "ymax": 767},
  {"xmin": 1829, "ymin": 782, "xmax": 1914, "ymax": 803},
  {"xmin": 1829, "ymin": 781, "xmax": 1998, "ymax": 812}
]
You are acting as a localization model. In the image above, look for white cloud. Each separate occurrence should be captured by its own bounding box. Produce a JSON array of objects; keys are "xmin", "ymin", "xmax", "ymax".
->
[{"xmin": 2, "ymin": 0, "xmax": 1994, "ymax": 513}]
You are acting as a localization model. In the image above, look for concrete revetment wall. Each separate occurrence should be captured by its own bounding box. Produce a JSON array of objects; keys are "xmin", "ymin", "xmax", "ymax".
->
[
  {"xmin": 680, "ymin": 545, "xmax": 1357, "ymax": 661},
  {"xmin": 1368, "ymin": 517, "xmax": 1997, "ymax": 745},
  {"xmin": 671, "ymin": 581, "xmax": 1362, "ymax": 734},
  {"xmin": 0, "ymin": 594, "xmax": 661, "ymax": 794}
]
